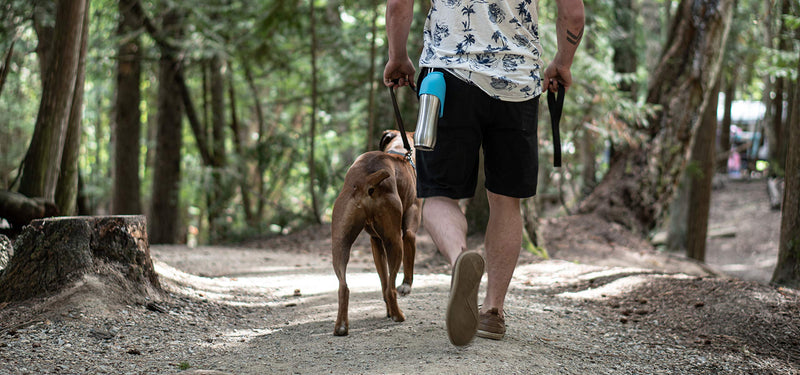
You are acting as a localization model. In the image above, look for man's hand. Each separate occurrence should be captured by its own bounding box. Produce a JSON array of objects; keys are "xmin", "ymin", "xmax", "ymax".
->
[
  {"xmin": 543, "ymin": 54, "xmax": 573, "ymax": 93},
  {"xmin": 544, "ymin": 0, "xmax": 584, "ymax": 93},
  {"xmin": 385, "ymin": 0, "xmax": 415, "ymax": 88},
  {"xmin": 384, "ymin": 58, "xmax": 416, "ymax": 88}
]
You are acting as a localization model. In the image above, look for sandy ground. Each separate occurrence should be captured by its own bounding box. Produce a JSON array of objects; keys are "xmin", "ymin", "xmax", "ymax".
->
[{"xmin": 0, "ymin": 178, "xmax": 798, "ymax": 374}]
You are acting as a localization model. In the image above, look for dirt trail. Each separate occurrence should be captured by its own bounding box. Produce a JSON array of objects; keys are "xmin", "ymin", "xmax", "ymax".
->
[{"xmin": 0, "ymin": 179, "xmax": 798, "ymax": 374}]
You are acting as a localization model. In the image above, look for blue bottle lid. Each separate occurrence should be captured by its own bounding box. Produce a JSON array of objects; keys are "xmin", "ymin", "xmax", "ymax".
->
[{"xmin": 419, "ymin": 71, "xmax": 446, "ymax": 118}]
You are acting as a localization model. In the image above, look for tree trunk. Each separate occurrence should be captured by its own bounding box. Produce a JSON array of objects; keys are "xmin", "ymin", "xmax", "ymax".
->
[
  {"xmin": 0, "ymin": 216, "xmax": 161, "ymax": 303},
  {"xmin": 580, "ymin": 121, "xmax": 598, "ymax": 198},
  {"xmin": 366, "ymin": 0, "xmax": 380, "ymax": 152},
  {"xmin": 55, "ymin": 0, "xmax": 90, "ymax": 217},
  {"xmin": 149, "ymin": 8, "xmax": 184, "ymax": 244},
  {"xmin": 308, "ymin": 0, "xmax": 321, "ymax": 224},
  {"xmin": 32, "ymin": 2, "xmax": 55, "ymax": 79},
  {"xmin": 685, "ymin": 77, "xmax": 720, "ymax": 261},
  {"xmin": 0, "ymin": 40, "xmax": 15, "ymax": 97},
  {"xmin": 718, "ymin": 74, "xmax": 734, "ymax": 173},
  {"xmin": 208, "ymin": 53, "xmax": 228, "ymax": 241},
  {"xmin": 227, "ymin": 61, "xmax": 255, "ymax": 225},
  {"xmin": 767, "ymin": 0, "xmax": 792, "ymax": 175},
  {"xmin": 19, "ymin": 0, "xmax": 87, "ymax": 201},
  {"xmin": 579, "ymin": 0, "xmax": 734, "ymax": 234},
  {"xmin": 243, "ymin": 62, "xmax": 268, "ymax": 223},
  {"xmin": 666, "ymin": 175, "xmax": 689, "ymax": 252},
  {"xmin": 112, "ymin": 0, "xmax": 143, "ymax": 215},
  {"xmin": 613, "ymin": 0, "xmax": 637, "ymax": 94},
  {"xmin": 771, "ymin": 45, "xmax": 800, "ymax": 288}
]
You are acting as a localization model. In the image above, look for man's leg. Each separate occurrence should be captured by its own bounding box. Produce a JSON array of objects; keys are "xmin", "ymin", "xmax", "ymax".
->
[
  {"xmin": 422, "ymin": 196, "xmax": 467, "ymax": 265},
  {"xmin": 423, "ymin": 196, "xmax": 484, "ymax": 346},
  {"xmin": 482, "ymin": 190, "xmax": 522, "ymax": 315}
]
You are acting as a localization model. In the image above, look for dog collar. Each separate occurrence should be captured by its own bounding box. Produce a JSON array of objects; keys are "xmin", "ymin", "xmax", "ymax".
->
[{"xmin": 386, "ymin": 150, "xmax": 416, "ymax": 172}]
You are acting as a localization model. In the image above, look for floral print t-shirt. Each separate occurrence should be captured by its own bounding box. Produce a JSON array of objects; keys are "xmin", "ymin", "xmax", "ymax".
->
[{"xmin": 420, "ymin": 0, "xmax": 543, "ymax": 102}]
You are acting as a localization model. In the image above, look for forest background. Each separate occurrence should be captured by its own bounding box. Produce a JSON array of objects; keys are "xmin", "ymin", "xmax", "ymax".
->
[{"xmin": 0, "ymin": 0, "xmax": 798, "ymax": 284}]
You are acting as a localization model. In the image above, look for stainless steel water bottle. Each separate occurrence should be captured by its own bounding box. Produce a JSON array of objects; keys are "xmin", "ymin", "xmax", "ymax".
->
[{"xmin": 414, "ymin": 71, "xmax": 446, "ymax": 151}]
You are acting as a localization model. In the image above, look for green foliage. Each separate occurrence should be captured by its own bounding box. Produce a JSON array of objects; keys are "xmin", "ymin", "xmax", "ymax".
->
[{"xmin": 0, "ymin": 0, "xmax": 786, "ymax": 244}]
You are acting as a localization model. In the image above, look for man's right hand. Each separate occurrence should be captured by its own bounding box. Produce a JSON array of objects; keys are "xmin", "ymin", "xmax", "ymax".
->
[{"xmin": 384, "ymin": 58, "xmax": 416, "ymax": 88}]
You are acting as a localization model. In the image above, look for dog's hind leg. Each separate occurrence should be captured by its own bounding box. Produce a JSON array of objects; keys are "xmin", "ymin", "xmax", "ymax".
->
[
  {"xmin": 397, "ymin": 228, "xmax": 416, "ymax": 296},
  {"xmin": 398, "ymin": 203, "xmax": 420, "ymax": 296},
  {"xmin": 332, "ymin": 205, "xmax": 364, "ymax": 336},
  {"xmin": 369, "ymin": 236, "xmax": 391, "ymax": 318},
  {"xmin": 381, "ymin": 230, "xmax": 406, "ymax": 323}
]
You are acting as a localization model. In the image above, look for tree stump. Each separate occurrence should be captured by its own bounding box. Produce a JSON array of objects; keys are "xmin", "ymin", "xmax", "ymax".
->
[{"xmin": 0, "ymin": 215, "xmax": 161, "ymax": 303}]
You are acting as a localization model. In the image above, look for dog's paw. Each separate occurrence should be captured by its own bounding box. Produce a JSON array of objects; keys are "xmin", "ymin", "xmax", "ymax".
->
[
  {"xmin": 391, "ymin": 311, "xmax": 406, "ymax": 323},
  {"xmin": 334, "ymin": 324, "xmax": 349, "ymax": 336},
  {"xmin": 397, "ymin": 283, "xmax": 412, "ymax": 296}
]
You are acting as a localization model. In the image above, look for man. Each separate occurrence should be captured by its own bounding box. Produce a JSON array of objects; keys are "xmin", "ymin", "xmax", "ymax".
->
[{"xmin": 384, "ymin": 0, "xmax": 584, "ymax": 346}]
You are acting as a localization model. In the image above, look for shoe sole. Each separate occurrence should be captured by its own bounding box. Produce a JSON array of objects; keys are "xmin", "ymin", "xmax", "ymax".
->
[
  {"xmin": 476, "ymin": 329, "xmax": 504, "ymax": 340},
  {"xmin": 446, "ymin": 251, "xmax": 485, "ymax": 346}
]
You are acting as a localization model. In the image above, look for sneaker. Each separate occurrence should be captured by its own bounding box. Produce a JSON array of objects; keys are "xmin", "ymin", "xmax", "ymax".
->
[
  {"xmin": 446, "ymin": 251, "xmax": 485, "ymax": 346},
  {"xmin": 476, "ymin": 308, "xmax": 505, "ymax": 340}
]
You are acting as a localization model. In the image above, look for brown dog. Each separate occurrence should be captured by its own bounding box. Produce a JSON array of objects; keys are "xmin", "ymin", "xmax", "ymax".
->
[{"xmin": 332, "ymin": 130, "xmax": 421, "ymax": 336}]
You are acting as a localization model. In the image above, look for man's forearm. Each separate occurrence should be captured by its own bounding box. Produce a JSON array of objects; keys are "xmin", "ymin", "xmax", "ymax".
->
[
  {"xmin": 386, "ymin": 0, "xmax": 414, "ymax": 60},
  {"xmin": 554, "ymin": 0, "xmax": 585, "ymax": 67}
]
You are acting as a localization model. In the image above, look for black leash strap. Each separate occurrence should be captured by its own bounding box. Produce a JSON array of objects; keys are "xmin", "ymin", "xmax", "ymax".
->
[
  {"xmin": 388, "ymin": 85, "xmax": 414, "ymax": 154},
  {"xmin": 547, "ymin": 85, "xmax": 565, "ymax": 167}
]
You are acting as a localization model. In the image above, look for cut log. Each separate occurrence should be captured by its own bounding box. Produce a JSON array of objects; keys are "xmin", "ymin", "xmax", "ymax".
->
[
  {"xmin": 0, "ymin": 215, "xmax": 161, "ymax": 303},
  {"xmin": 0, "ymin": 190, "xmax": 59, "ymax": 228}
]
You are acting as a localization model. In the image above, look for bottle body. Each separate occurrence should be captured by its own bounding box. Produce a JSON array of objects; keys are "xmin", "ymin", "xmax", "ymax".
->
[
  {"xmin": 414, "ymin": 71, "xmax": 446, "ymax": 152},
  {"xmin": 414, "ymin": 94, "xmax": 439, "ymax": 151}
]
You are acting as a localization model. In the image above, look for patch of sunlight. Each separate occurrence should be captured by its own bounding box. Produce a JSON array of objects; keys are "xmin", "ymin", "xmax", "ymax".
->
[
  {"xmin": 558, "ymin": 273, "xmax": 694, "ymax": 300},
  {"xmin": 714, "ymin": 258, "xmax": 775, "ymax": 272},
  {"xmin": 154, "ymin": 260, "xmax": 451, "ymax": 308},
  {"xmin": 513, "ymin": 260, "xmax": 610, "ymax": 288}
]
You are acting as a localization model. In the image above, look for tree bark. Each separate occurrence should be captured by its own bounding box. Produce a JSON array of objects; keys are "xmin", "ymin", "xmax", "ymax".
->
[
  {"xmin": 666, "ymin": 174, "xmax": 689, "ymax": 252},
  {"xmin": 718, "ymin": 74, "xmax": 734, "ymax": 173},
  {"xmin": 308, "ymin": 0, "xmax": 321, "ymax": 224},
  {"xmin": 613, "ymin": 0, "xmax": 637, "ymax": 94},
  {"xmin": 112, "ymin": 0, "xmax": 144, "ymax": 215},
  {"xmin": 579, "ymin": 0, "xmax": 734, "ymax": 234},
  {"xmin": 55, "ymin": 0, "xmax": 91, "ymax": 217},
  {"xmin": 0, "ymin": 216, "xmax": 161, "ymax": 303},
  {"xmin": 32, "ymin": 2, "xmax": 54, "ymax": 79},
  {"xmin": 771, "ymin": 45, "xmax": 800, "ymax": 288},
  {"xmin": 149, "ymin": 8, "xmax": 185, "ymax": 244},
  {"xmin": 227, "ymin": 61, "xmax": 255, "ymax": 225},
  {"xmin": 685, "ymin": 77, "xmax": 720, "ymax": 261},
  {"xmin": 366, "ymin": 0, "xmax": 380, "ymax": 152},
  {"xmin": 0, "ymin": 40, "xmax": 15, "ymax": 97},
  {"xmin": 243, "ymin": 62, "xmax": 268, "ymax": 223},
  {"xmin": 207, "ymin": 53, "xmax": 228, "ymax": 241},
  {"xmin": 767, "ymin": 0, "xmax": 792, "ymax": 174},
  {"xmin": 19, "ymin": 0, "xmax": 87, "ymax": 201}
]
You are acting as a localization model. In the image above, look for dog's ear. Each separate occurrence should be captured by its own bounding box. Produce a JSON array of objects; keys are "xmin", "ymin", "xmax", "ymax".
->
[{"xmin": 379, "ymin": 131, "xmax": 396, "ymax": 151}]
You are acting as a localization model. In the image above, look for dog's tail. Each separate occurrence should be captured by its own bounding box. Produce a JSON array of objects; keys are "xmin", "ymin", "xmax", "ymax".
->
[{"xmin": 365, "ymin": 169, "xmax": 391, "ymax": 197}]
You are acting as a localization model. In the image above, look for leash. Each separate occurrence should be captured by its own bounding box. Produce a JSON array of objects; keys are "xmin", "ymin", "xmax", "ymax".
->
[
  {"xmin": 547, "ymin": 85, "xmax": 565, "ymax": 168},
  {"xmin": 388, "ymin": 83, "xmax": 415, "ymax": 164}
]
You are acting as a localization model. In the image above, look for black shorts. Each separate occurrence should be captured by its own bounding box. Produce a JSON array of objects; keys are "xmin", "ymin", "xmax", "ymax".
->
[{"xmin": 416, "ymin": 69, "xmax": 540, "ymax": 199}]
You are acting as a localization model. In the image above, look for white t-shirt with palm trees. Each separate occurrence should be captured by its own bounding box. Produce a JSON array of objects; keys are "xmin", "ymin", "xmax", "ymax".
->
[{"xmin": 419, "ymin": 0, "xmax": 543, "ymax": 102}]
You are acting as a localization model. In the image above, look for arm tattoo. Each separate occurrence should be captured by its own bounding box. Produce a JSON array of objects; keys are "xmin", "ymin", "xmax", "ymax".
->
[{"xmin": 566, "ymin": 27, "xmax": 584, "ymax": 46}]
